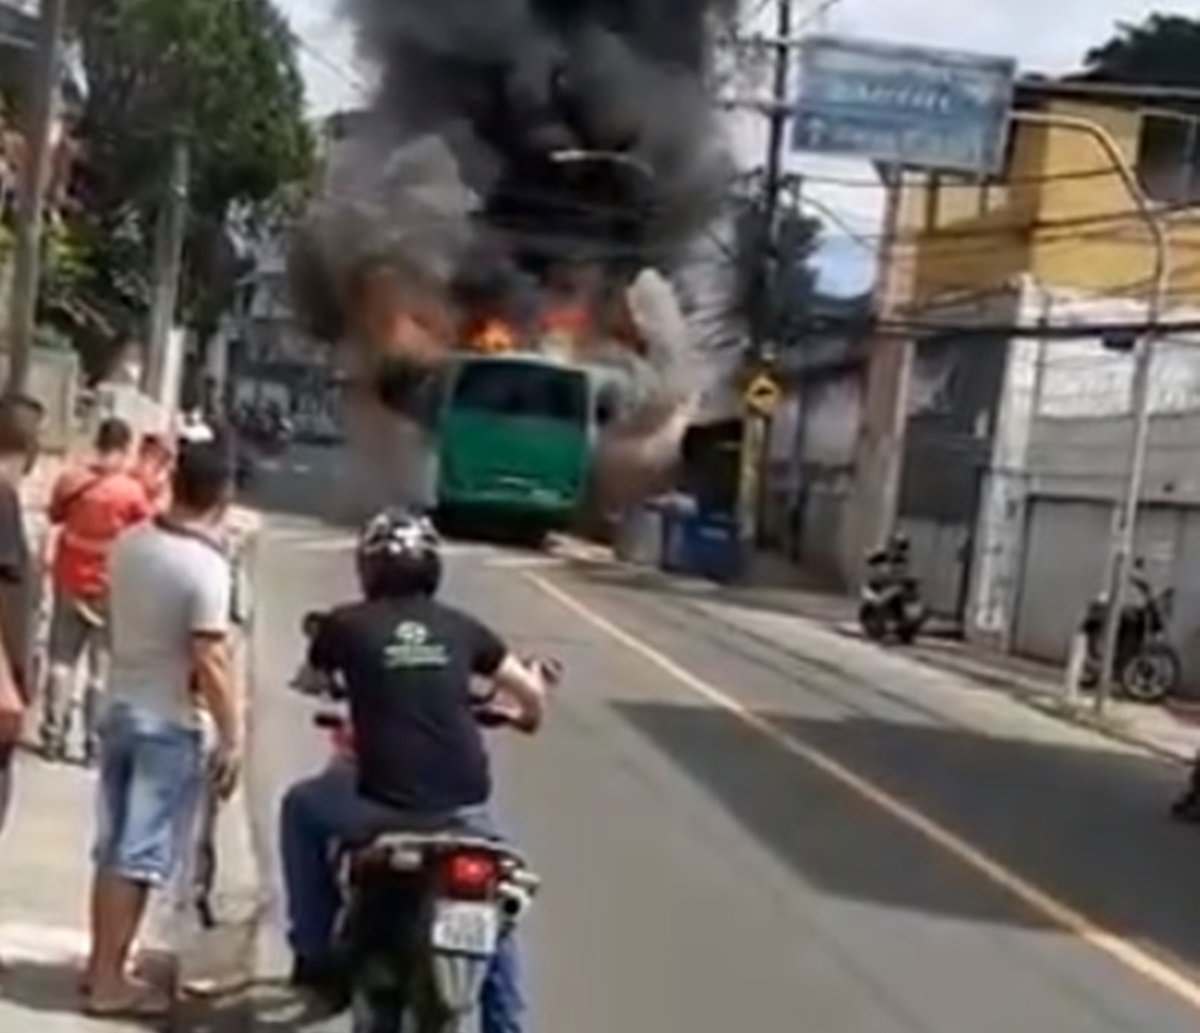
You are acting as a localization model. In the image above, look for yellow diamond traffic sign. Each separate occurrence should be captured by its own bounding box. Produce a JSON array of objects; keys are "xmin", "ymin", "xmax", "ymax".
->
[{"xmin": 743, "ymin": 372, "xmax": 781, "ymax": 416}]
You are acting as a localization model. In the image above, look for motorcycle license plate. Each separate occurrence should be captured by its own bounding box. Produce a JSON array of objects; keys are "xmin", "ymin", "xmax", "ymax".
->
[{"xmin": 431, "ymin": 901, "xmax": 500, "ymax": 957}]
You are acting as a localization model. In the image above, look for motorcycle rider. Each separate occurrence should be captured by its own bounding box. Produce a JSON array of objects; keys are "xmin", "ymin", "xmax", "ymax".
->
[{"xmin": 278, "ymin": 507, "xmax": 548, "ymax": 1031}]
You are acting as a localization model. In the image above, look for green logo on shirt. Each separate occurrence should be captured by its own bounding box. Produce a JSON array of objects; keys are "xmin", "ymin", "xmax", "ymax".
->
[{"xmin": 383, "ymin": 620, "xmax": 448, "ymax": 669}]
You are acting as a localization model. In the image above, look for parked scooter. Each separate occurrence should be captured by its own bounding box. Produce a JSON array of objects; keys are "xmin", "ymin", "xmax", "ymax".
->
[
  {"xmin": 1079, "ymin": 560, "xmax": 1181, "ymax": 704},
  {"xmin": 859, "ymin": 534, "xmax": 927, "ymax": 645},
  {"xmin": 292, "ymin": 613, "xmax": 556, "ymax": 1033}
]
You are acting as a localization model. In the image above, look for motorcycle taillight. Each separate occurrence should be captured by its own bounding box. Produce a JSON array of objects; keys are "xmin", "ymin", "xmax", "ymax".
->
[{"xmin": 441, "ymin": 851, "xmax": 499, "ymax": 899}]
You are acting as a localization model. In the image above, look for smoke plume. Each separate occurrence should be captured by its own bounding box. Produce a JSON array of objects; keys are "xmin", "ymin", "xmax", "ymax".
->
[{"xmin": 291, "ymin": 0, "xmax": 739, "ymax": 506}]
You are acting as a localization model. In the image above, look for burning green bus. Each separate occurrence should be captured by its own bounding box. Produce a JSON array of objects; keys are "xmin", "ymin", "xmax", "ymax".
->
[{"xmin": 434, "ymin": 353, "xmax": 601, "ymax": 538}]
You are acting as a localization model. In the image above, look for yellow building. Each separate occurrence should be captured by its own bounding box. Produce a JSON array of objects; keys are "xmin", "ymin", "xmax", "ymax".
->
[
  {"xmin": 898, "ymin": 78, "xmax": 1200, "ymax": 313},
  {"xmin": 871, "ymin": 78, "xmax": 1200, "ymax": 680}
]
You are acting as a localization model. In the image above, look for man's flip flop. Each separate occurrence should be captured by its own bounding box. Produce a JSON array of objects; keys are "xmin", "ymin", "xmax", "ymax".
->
[{"xmin": 84, "ymin": 985, "xmax": 170, "ymax": 1019}]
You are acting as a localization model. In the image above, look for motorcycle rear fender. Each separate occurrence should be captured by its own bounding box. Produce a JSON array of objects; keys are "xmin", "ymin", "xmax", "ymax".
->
[{"xmin": 428, "ymin": 951, "xmax": 491, "ymax": 1017}]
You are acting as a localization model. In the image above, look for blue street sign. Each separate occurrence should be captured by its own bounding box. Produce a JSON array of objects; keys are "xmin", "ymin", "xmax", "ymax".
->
[{"xmin": 792, "ymin": 36, "xmax": 1016, "ymax": 174}]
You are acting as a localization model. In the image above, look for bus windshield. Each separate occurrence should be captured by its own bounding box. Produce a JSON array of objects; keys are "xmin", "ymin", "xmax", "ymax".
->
[{"xmin": 451, "ymin": 361, "xmax": 589, "ymax": 424}]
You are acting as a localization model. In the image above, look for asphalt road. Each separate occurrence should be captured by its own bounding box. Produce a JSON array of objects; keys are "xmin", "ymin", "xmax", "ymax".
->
[{"xmin": 238, "ymin": 448, "xmax": 1200, "ymax": 1032}]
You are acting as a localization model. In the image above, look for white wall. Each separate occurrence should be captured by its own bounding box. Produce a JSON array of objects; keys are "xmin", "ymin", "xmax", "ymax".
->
[
  {"xmin": 966, "ymin": 279, "xmax": 1042, "ymax": 642},
  {"xmin": 1036, "ymin": 290, "xmax": 1200, "ymax": 420},
  {"xmin": 963, "ymin": 280, "xmax": 1200, "ymax": 646},
  {"xmin": 1029, "ymin": 288, "xmax": 1200, "ymax": 504}
]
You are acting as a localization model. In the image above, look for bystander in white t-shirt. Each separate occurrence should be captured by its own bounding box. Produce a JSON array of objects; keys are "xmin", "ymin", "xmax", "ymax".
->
[{"xmin": 107, "ymin": 522, "xmax": 231, "ymax": 729}]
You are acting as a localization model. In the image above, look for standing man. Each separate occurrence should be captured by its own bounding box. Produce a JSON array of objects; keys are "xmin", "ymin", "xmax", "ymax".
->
[
  {"xmin": 84, "ymin": 442, "xmax": 242, "ymax": 1019},
  {"xmin": 42, "ymin": 418, "xmax": 151, "ymax": 763},
  {"xmin": 0, "ymin": 396, "xmax": 40, "ymax": 841}
]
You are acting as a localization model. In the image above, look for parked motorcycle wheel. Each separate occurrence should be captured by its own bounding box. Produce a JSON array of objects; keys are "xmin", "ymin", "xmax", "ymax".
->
[
  {"xmin": 859, "ymin": 604, "xmax": 888, "ymax": 643},
  {"xmin": 1120, "ymin": 644, "xmax": 1182, "ymax": 705}
]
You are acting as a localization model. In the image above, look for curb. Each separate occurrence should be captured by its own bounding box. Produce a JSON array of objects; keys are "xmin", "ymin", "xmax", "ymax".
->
[{"xmin": 906, "ymin": 646, "xmax": 1196, "ymax": 767}]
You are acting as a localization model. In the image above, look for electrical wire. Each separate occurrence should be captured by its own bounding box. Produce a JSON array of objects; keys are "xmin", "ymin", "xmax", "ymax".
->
[{"xmin": 292, "ymin": 32, "xmax": 372, "ymax": 95}]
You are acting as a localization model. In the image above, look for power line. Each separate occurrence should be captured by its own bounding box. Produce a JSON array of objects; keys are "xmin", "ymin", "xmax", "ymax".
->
[{"xmin": 292, "ymin": 33, "xmax": 371, "ymax": 95}]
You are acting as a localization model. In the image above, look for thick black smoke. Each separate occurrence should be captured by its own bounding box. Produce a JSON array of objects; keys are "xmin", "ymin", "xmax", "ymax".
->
[
  {"xmin": 291, "ymin": 0, "xmax": 738, "ymax": 509},
  {"xmin": 291, "ymin": 0, "xmax": 736, "ymax": 342}
]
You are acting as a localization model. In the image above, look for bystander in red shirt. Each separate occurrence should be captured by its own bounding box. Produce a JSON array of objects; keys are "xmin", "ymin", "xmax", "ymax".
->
[{"xmin": 50, "ymin": 449, "xmax": 152, "ymax": 603}]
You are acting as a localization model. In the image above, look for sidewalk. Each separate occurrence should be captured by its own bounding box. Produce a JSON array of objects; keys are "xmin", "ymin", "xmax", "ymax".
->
[
  {"xmin": 0, "ymin": 481, "xmax": 266, "ymax": 1029},
  {"xmin": 0, "ymin": 743, "xmax": 261, "ymax": 1029},
  {"xmin": 552, "ymin": 538, "xmax": 1200, "ymax": 766}
]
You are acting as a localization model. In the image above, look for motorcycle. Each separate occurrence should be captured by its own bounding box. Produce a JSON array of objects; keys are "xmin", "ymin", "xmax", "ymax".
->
[
  {"xmin": 1080, "ymin": 562, "xmax": 1181, "ymax": 704},
  {"xmin": 294, "ymin": 613, "xmax": 555, "ymax": 1033},
  {"xmin": 859, "ymin": 535, "xmax": 927, "ymax": 645}
]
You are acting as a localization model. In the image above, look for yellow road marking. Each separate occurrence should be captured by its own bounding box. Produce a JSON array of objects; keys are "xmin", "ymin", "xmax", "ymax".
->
[{"xmin": 526, "ymin": 572, "xmax": 1200, "ymax": 1013}]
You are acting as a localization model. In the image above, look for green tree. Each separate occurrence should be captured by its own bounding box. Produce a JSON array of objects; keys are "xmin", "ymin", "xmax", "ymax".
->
[
  {"xmin": 59, "ymin": 0, "xmax": 315, "ymax": 376},
  {"xmin": 1083, "ymin": 14, "xmax": 1200, "ymax": 87}
]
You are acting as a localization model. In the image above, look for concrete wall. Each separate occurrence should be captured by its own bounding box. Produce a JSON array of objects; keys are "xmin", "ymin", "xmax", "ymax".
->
[
  {"xmin": 1028, "ymin": 293, "xmax": 1200, "ymax": 502},
  {"xmin": 888, "ymin": 291, "xmax": 1017, "ymax": 622},
  {"xmin": 793, "ymin": 368, "xmax": 862, "ymax": 581},
  {"xmin": 962, "ymin": 284, "xmax": 1200, "ymax": 671},
  {"xmin": 967, "ymin": 281, "xmax": 1045, "ymax": 644}
]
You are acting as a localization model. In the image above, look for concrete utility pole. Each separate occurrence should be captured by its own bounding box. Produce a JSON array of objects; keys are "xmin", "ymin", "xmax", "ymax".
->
[
  {"xmin": 144, "ymin": 135, "xmax": 191, "ymax": 406},
  {"xmin": 734, "ymin": 0, "xmax": 794, "ymax": 555},
  {"xmin": 4, "ymin": 0, "xmax": 69, "ymax": 396},
  {"xmin": 841, "ymin": 166, "xmax": 915, "ymax": 582}
]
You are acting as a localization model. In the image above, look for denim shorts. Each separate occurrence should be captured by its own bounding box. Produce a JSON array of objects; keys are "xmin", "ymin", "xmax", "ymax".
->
[{"xmin": 93, "ymin": 701, "xmax": 204, "ymax": 886}]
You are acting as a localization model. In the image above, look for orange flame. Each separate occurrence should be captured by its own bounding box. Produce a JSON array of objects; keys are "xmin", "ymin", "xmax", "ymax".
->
[{"xmin": 468, "ymin": 318, "xmax": 518, "ymax": 353}]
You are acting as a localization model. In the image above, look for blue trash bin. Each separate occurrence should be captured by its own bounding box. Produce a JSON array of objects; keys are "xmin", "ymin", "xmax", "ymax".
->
[
  {"xmin": 687, "ymin": 511, "xmax": 741, "ymax": 583},
  {"xmin": 661, "ymin": 508, "xmax": 741, "ymax": 582}
]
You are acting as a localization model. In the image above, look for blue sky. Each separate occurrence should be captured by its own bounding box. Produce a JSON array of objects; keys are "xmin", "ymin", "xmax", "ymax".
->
[{"xmin": 280, "ymin": 0, "xmax": 1191, "ymax": 295}]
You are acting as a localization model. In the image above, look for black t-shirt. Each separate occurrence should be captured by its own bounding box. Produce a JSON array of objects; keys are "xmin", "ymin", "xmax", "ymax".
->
[
  {"xmin": 309, "ymin": 596, "xmax": 508, "ymax": 812},
  {"xmin": 0, "ymin": 479, "xmax": 30, "ymax": 700}
]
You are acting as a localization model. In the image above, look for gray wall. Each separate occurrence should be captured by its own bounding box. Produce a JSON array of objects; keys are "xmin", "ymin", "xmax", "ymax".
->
[
  {"xmin": 896, "ymin": 334, "xmax": 1008, "ymax": 620},
  {"xmin": 1028, "ymin": 411, "xmax": 1200, "ymax": 505},
  {"xmin": 793, "ymin": 367, "xmax": 862, "ymax": 582}
]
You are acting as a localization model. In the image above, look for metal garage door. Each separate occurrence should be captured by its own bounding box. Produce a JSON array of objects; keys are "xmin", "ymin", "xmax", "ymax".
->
[
  {"xmin": 1014, "ymin": 499, "xmax": 1182, "ymax": 665},
  {"xmin": 1014, "ymin": 499, "xmax": 1113, "ymax": 663},
  {"xmin": 896, "ymin": 517, "xmax": 972, "ymax": 622}
]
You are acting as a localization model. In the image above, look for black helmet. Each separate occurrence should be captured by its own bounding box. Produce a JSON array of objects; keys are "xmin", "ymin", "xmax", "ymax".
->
[{"xmin": 356, "ymin": 507, "xmax": 442, "ymax": 599}]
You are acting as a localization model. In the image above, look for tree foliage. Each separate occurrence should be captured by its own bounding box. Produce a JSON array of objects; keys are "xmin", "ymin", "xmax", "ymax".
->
[
  {"xmin": 1083, "ymin": 14, "xmax": 1200, "ymax": 87},
  {"xmin": 56, "ymin": 0, "xmax": 314, "ymax": 375}
]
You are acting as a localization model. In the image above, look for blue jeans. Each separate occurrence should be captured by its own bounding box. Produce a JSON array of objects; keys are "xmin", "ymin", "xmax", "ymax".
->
[
  {"xmin": 279, "ymin": 763, "xmax": 525, "ymax": 1033},
  {"xmin": 93, "ymin": 701, "xmax": 204, "ymax": 886}
]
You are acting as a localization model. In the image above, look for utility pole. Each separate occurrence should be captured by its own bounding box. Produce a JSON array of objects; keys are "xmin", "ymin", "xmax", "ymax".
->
[
  {"xmin": 4, "ymin": 0, "xmax": 69, "ymax": 396},
  {"xmin": 144, "ymin": 135, "xmax": 191, "ymax": 406},
  {"xmin": 842, "ymin": 166, "xmax": 915, "ymax": 582},
  {"xmin": 735, "ymin": 0, "xmax": 793, "ymax": 557}
]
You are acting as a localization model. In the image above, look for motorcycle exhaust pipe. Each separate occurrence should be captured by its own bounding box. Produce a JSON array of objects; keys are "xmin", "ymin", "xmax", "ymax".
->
[{"xmin": 498, "ymin": 871, "xmax": 541, "ymax": 918}]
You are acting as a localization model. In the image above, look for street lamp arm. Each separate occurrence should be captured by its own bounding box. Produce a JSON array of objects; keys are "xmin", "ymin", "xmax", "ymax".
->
[{"xmin": 1009, "ymin": 110, "xmax": 1169, "ymax": 303}]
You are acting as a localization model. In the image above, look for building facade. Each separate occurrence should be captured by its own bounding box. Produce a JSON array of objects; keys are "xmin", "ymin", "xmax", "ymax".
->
[{"xmin": 891, "ymin": 78, "xmax": 1200, "ymax": 686}]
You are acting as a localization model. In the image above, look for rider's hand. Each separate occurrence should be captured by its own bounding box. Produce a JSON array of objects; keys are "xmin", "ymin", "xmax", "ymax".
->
[{"xmin": 210, "ymin": 740, "xmax": 243, "ymax": 800}]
